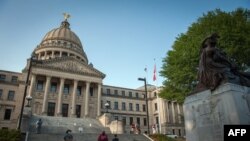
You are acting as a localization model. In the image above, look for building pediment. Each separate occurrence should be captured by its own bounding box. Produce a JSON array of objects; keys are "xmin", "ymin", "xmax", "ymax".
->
[{"xmin": 33, "ymin": 57, "xmax": 105, "ymax": 78}]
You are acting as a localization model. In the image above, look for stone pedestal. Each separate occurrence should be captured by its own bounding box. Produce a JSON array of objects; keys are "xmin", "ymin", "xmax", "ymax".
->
[
  {"xmin": 21, "ymin": 107, "xmax": 32, "ymax": 133},
  {"xmin": 98, "ymin": 113, "xmax": 111, "ymax": 127},
  {"xmin": 110, "ymin": 120, "xmax": 124, "ymax": 134},
  {"xmin": 183, "ymin": 83, "xmax": 250, "ymax": 141}
]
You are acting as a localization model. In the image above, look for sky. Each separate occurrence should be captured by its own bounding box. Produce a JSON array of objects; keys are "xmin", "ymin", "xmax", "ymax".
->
[{"xmin": 0, "ymin": 0, "xmax": 249, "ymax": 89}]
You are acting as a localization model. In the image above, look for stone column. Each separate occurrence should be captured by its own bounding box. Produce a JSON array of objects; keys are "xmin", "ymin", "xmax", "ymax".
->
[
  {"xmin": 28, "ymin": 74, "xmax": 36, "ymax": 97},
  {"xmin": 159, "ymin": 99, "xmax": 166, "ymax": 123},
  {"xmin": 84, "ymin": 82, "xmax": 90, "ymax": 116},
  {"xmin": 97, "ymin": 83, "xmax": 102, "ymax": 116},
  {"xmin": 177, "ymin": 103, "xmax": 181, "ymax": 123},
  {"xmin": 171, "ymin": 101, "xmax": 176, "ymax": 123},
  {"xmin": 57, "ymin": 78, "xmax": 65, "ymax": 116},
  {"xmin": 59, "ymin": 51, "xmax": 62, "ymax": 57},
  {"xmin": 41, "ymin": 76, "xmax": 51, "ymax": 115},
  {"xmin": 52, "ymin": 51, "xmax": 55, "ymax": 58},
  {"xmin": 71, "ymin": 80, "xmax": 78, "ymax": 117},
  {"xmin": 38, "ymin": 53, "xmax": 41, "ymax": 60},
  {"xmin": 165, "ymin": 101, "xmax": 170, "ymax": 123},
  {"xmin": 44, "ymin": 51, "xmax": 47, "ymax": 60}
]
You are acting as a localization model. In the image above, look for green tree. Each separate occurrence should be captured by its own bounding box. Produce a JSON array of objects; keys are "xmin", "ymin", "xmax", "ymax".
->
[{"xmin": 160, "ymin": 8, "xmax": 250, "ymax": 103}]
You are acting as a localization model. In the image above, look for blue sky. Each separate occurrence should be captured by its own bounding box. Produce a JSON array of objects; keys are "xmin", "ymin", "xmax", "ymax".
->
[{"xmin": 0, "ymin": 0, "xmax": 248, "ymax": 89}]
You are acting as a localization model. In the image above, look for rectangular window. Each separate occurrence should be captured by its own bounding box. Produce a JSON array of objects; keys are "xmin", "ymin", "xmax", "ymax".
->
[
  {"xmin": 122, "ymin": 102, "xmax": 126, "ymax": 110},
  {"xmin": 11, "ymin": 76, "xmax": 18, "ymax": 83},
  {"xmin": 156, "ymin": 116, "xmax": 159, "ymax": 124},
  {"xmin": 77, "ymin": 86, "xmax": 82, "ymax": 96},
  {"xmin": 62, "ymin": 104, "xmax": 69, "ymax": 117},
  {"xmin": 137, "ymin": 117, "xmax": 140, "ymax": 125},
  {"xmin": 143, "ymin": 118, "xmax": 147, "ymax": 126},
  {"xmin": 106, "ymin": 89, "xmax": 110, "ymax": 95},
  {"xmin": 36, "ymin": 80, "xmax": 44, "ymax": 91},
  {"xmin": 136, "ymin": 93, "xmax": 139, "ymax": 98},
  {"xmin": 114, "ymin": 90, "xmax": 118, "ymax": 95},
  {"xmin": 50, "ymin": 82, "xmax": 57, "ymax": 93},
  {"xmin": 136, "ymin": 104, "xmax": 140, "ymax": 111},
  {"xmin": 178, "ymin": 129, "xmax": 181, "ymax": 136},
  {"xmin": 122, "ymin": 91, "xmax": 125, "ymax": 96},
  {"xmin": 47, "ymin": 102, "xmax": 55, "ymax": 116},
  {"xmin": 7, "ymin": 91, "xmax": 15, "ymax": 101},
  {"xmin": 0, "ymin": 89, "xmax": 2, "ymax": 99},
  {"xmin": 0, "ymin": 74, "xmax": 6, "ymax": 81},
  {"xmin": 129, "ymin": 117, "xmax": 133, "ymax": 125},
  {"xmin": 114, "ymin": 102, "xmax": 118, "ymax": 110},
  {"xmin": 154, "ymin": 92, "xmax": 157, "ymax": 97},
  {"xmin": 122, "ymin": 117, "xmax": 126, "ymax": 126},
  {"xmin": 129, "ymin": 92, "xmax": 132, "ymax": 98},
  {"xmin": 114, "ymin": 116, "xmax": 118, "ymax": 120},
  {"xmin": 155, "ymin": 103, "xmax": 158, "ymax": 111},
  {"xmin": 172, "ymin": 129, "xmax": 175, "ymax": 135},
  {"xmin": 63, "ymin": 84, "xmax": 70, "ymax": 94},
  {"xmin": 4, "ymin": 109, "xmax": 11, "ymax": 120},
  {"xmin": 143, "ymin": 104, "xmax": 146, "ymax": 112},
  {"xmin": 129, "ymin": 103, "xmax": 133, "ymax": 111},
  {"xmin": 76, "ymin": 105, "xmax": 81, "ymax": 118},
  {"xmin": 90, "ymin": 87, "xmax": 94, "ymax": 96}
]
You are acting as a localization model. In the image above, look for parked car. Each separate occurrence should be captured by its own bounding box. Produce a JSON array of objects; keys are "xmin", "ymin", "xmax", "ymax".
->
[{"xmin": 165, "ymin": 134, "xmax": 178, "ymax": 138}]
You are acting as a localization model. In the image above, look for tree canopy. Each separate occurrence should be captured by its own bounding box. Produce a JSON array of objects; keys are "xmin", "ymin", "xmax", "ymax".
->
[{"xmin": 159, "ymin": 8, "xmax": 250, "ymax": 103}]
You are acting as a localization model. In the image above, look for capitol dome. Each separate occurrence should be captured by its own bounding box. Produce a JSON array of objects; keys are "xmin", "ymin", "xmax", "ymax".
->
[{"xmin": 34, "ymin": 19, "xmax": 88, "ymax": 63}]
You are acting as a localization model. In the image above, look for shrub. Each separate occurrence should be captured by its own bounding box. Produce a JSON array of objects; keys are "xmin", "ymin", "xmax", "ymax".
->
[
  {"xmin": 0, "ymin": 129, "xmax": 21, "ymax": 141},
  {"xmin": 149, "ymin": 134, "xmax": 176, "ymax": 141}
]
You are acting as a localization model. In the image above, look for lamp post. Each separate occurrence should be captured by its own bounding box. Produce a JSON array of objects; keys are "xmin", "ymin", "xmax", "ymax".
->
[
  {"xmin": 105, "ymin": 101, "xmax": 110, "ymax": 113},
  {"xmin": 138, "ymin": 77, "xmax": 150, "ymax": 134},
  {"xmin": 104, "ymin": 101, "xmax": 110, "ymax": 127},
  {"xmin": 17, "ymin": 52, "xmax": 36, "ymax": 130},
  {"xmin": 25, "ymin": 96, "xmax": 32, "ymax": 107}
]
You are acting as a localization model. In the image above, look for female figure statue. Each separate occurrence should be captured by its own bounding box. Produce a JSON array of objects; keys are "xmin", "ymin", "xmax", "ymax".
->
[{"xmin": 196, "ymin": 33, "xmax": 250, "ymax": 91}]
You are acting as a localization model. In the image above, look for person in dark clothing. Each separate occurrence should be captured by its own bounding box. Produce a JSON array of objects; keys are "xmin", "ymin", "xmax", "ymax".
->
[
  {"xmin": 36, "ymin": 118, "xmax": 42, "ymax": 134},
  {"xmin": 112, "ymin": 134, "xmax": 119, "ymax": 141},
  {"xmin": 64, "ymin": 129, "xmax": 73, "ymax": 141},
  {"xmin": 98, "ymin": 131, "xmax": 108, "ymax": 141}
]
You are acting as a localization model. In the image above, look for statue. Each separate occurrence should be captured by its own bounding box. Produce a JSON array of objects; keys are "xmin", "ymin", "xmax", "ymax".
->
[
  {"xmin": 63, "ymin": 13, "xmax": 71, "ymax": 21},
  {"xmin": 195, "ymin": 33, "xmax": 250, "ymax": 91}
]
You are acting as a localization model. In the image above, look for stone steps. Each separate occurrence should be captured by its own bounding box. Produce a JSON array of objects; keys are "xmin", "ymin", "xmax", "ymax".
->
[
  {"xmin": 28, "ymin": 115, "xmax": 110, "ymax": 133},
  {"xmin": 28, "ymin": 133, "xmax": 151, "ymax": 141}
]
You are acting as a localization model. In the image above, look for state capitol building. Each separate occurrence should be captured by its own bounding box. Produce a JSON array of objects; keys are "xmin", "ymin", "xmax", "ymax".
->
[{"xmin": 0, "ymin": 18, "xmax": 185, "ymax": 136}]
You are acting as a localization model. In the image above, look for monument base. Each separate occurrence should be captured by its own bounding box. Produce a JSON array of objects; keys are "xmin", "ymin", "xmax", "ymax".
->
[{"xmin": 183, "ymin": 83, "xmax": 250, "ymax": 141}]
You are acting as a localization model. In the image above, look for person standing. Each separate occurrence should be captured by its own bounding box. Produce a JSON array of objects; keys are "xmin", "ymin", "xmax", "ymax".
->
[
  {"xmin": 36, "ymin": 118, "xmax": 42, "ymax": 134},
  {"xmin": 112, "ymin": 134, "xmax": 119, "ymax": 141},
  {"xmin": 98, "ymin": 131, "xmax": 108, "ymax": 141}
]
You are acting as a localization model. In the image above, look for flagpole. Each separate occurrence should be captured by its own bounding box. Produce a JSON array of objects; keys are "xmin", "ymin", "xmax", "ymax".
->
[
  {"xmin": 154, "ymin": 58, "xmax": 162, "ymax": 134},
  {"xmin": 145, "ymin": 65, "xmax": 148, "ymax": 84}
]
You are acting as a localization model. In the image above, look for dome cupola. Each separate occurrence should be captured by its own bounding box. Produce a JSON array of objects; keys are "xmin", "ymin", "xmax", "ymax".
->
[{"xmin": 34, "ymin": 14, "xmax": 88, "ymax": 64}]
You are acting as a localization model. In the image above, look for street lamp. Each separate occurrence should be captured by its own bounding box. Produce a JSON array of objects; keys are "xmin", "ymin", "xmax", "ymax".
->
[
  {"xmin": 138, "ymin": 77, "xmax": 150, "ymax": 134},
  {"xmin": 104, "ymin": 101, "xmax": 110, "ymax": 127},
  {"xmin": 17, "ymin": 52, "xmax": 37, "ymax": 130},
  {"xmin": 104, "ymin": 101, "xmax": 110, "ymax": 113},
  {"xmin": 25, "ymin": 96, "xmax": 32, "ymax": 107}
]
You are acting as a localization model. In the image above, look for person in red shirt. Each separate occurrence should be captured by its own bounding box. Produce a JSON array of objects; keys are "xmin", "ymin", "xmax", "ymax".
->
[{"xmin": 98, "ymin": 131, "xmax": 108, "ymax": 141}]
